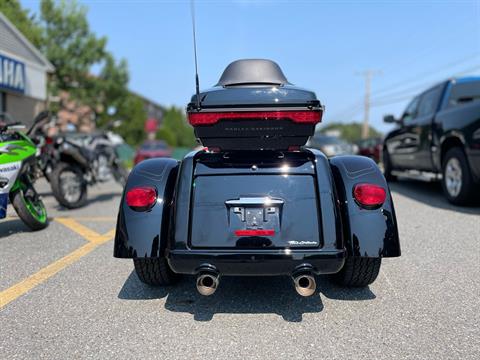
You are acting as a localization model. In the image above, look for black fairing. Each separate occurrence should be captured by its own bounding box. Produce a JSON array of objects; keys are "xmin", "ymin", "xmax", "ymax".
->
[
  {"xmin": 329, "ymin": 155, "xmax": 401, "ymax": 257},
  {"xmin": 113, "ymin": 158, "xmax": 178, "ymax": 258}
]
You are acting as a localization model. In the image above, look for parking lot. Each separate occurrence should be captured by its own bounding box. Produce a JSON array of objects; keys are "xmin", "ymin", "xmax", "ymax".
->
[{"xmin": 1, "ymin": 178, "xmax": 479, "ymax": 359}]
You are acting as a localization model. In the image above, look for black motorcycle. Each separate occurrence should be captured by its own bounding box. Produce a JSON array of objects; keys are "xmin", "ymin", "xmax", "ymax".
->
[{"xmin": 29, "ymin": 112, "xmax": 128, "ymax": 209}]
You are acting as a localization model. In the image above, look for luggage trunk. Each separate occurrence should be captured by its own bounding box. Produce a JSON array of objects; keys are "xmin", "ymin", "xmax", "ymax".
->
[{"xmin": 187, "ymin": 59, "xmax": 323, "ymax": 151}]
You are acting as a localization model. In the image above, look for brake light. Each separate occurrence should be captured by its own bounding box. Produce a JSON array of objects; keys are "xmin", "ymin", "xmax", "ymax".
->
[
  {"xmin": 353, "ymin": 184, "xmax": 386, "ymax": 209},
  {"xmin": 234, "ymin": 229, "xmax": 275, "ymax": 237},
  {"xmin": 188, "ymin": 110, "xmax": 322, "ymax": 126},
  {"xmin": 126, "ymin": 186, "xmax": 157, "ymax": 210}
]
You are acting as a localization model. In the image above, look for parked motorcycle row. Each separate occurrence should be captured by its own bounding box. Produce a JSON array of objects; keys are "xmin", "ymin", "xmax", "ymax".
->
[{"xmin": 0, "ymin": 111, "xmax": 128, "ymax": 231}]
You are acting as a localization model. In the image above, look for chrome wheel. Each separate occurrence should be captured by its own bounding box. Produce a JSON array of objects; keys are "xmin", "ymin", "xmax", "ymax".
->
[{"xmin": 444, "ymin": 157, "xmax": 462, "ymax": 197}]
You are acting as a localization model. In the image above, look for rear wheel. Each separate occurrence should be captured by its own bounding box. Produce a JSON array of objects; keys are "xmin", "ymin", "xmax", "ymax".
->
[
  {"xmin": 10, "ymin": 185, "xmax": 48, "ymax": 231},
  {"xmin": 441, "ymin": 147, "xmax": 477, "ymax": 205},
  {"xmin": 112, "ymin": 162, "xmax": 129, "ymax": 187},
  {"xmin": 50, "ymin": 162, "xmax": 88, "ymax": 209},
  {"xmin": 330, "ymin": 257, "xmax": 381, "ymax": 287},
  {"xmin": 133, "ymin": 257, "xmax": 180, "ymax": 286}
]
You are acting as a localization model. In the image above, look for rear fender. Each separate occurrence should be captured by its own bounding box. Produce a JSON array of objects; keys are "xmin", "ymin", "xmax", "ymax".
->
[
  {"xmin": 113, "ymin": 158, "xmax": 179, "ymax": 258},
  {"xmin": 330, "ymin": 155, "xmax": 401, "ymax": 258}
]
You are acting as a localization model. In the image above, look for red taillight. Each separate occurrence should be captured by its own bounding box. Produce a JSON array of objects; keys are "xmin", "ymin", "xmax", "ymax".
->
[
  {"xmin": 126, "ymin": 186, "xmax": 157, "ymax": 210},
  {"xmin": 353, "ymin": 184, "xmax": 386, "ymax": 209},
  {"xmin": 234, "ymin": 229, "xmax": 275, "ymax": 237},
  {"xmin": 46, "ymin": 137, "xmax": 54, "ymax": 145},
  {"xmin": 188, "ymin": 110, "xmax": 322, "ymax": 126}
]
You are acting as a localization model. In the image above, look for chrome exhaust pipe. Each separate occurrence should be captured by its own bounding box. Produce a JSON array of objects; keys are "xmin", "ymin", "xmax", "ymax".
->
[
  {"xmin": 196, "ymin": 272, "xmax": 219, "ymax": 296},
  {"xmin": 293, "ymin": 273, "xmax": 316, "ymax": 297}
]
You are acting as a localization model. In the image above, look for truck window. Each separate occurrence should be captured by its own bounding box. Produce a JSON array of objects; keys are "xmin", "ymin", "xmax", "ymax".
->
[
  {"xmin": 402, "ymin": 96, "xmax": 420, "ymax": 122},
  {"xmin": 417, "ymin": 85, "xmax": 443, "ymax": 117},
  {"xmin": 448, "ymin": 80, "xmax": 480, "ymax": 108}
]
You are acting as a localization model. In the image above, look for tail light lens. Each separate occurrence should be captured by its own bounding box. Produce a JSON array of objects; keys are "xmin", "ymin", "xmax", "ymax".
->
[
  {"xmin": 234, "ymin": 229, "xmax": 275, "ymax": 237},
  {"xmin": 126, "ymin": 186, "xmax": 157, "ymax": 211},
  {"xmin": 188, "ymin": 110, "xmax": 322, "ymax": 126},
  {"xmin": 353, "ymin": 184, "xmax": 386, "ymax": 209}
]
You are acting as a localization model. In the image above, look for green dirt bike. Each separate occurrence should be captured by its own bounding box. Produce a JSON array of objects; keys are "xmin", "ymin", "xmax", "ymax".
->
[{"xmin": 0, "ymin": 114, "xmax": 48, "ymax": 231}]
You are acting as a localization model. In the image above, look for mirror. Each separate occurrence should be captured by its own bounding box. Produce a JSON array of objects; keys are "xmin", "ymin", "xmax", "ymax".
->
[{"xmin": 383, "ymin": 114, "xmax": 397, "ymax": 123}]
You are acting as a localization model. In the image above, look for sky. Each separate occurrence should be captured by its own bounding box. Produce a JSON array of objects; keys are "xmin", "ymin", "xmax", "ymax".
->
[{"xmin": 22, "ymin": 0, "xmax": 480, "ymax": 133}]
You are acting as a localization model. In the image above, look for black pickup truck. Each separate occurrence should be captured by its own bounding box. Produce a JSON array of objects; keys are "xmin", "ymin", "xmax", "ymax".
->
[{"xmin": 383, "ymin": 77, "xmax": 480, "ymax": 204}]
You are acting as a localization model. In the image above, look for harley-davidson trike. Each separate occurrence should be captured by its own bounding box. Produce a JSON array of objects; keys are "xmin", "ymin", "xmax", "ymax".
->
[{"xmin": 114, "ymin": 60, "xmax": 400, "ymax": 296}]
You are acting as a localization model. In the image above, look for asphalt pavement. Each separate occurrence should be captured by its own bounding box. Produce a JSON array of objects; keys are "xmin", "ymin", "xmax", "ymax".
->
[{"xmin": 0, "ymin": 178, "xmax": 479, "ymax": 359}]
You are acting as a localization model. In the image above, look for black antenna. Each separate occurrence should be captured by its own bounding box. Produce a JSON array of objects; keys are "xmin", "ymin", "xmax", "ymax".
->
[{"xmin": 191, "ymin": 0, "xmax": 201, "ymax": 110}]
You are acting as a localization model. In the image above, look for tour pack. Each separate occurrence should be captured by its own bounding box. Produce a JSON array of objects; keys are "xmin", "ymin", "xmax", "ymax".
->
[{"xmin": 187, "ymin": 59, "xmax": 323, "ymax": 151}]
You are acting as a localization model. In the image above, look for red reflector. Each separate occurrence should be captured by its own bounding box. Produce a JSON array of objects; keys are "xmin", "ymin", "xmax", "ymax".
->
[
  {"xmin": 188, "ymin": 110, "xmax": 322, "ymax": 126},
  {"xmin": 234, "ymin": 229, "xmax": 275, "ymax": 237},
  {"xmin": 126, "ymin": 186, "xmax": 157, "ymax": 209},
  {"xmin": 353, "ymin": 184, "xmax": 386, "ymax": 208}
]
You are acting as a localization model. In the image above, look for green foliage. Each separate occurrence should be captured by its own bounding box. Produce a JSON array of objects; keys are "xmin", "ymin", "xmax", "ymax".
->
[
  {"xmin": 39, "ymin": 0, "xmax": 107, "ymax": 107},
  {"xmin": 0, "ymin": 0, "xmax": 44, "ymax": 47},
  {"xmin": 114, "ymin": 94, "xmax": 148, "ymax": 147},
  {"xmin": 156, "ymin": 106, "xmax": 197, "ymax": 148},
  {"xmin": 319, "ymin": 122, "xmax": 382, "ymax": 143},
  {"xmin": 2, "ymin": 0, "xmax": 150, "ymax": 147}
]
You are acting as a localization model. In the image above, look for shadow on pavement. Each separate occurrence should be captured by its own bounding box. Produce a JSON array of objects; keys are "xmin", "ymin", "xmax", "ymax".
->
[
  {"xmin": 53, "ymin": 192, "xmax": 120, "ymax": 211},
  {"xmin": 389, "ymin": 179, "xmax": 480, "ymax": 215},
  {"xmin": 0, "ymin": 218, "xmax": 31, "ymax": 238},
  {"xmin": 118, "ymin": 270, "xmax": 376, "ymax": 322}
]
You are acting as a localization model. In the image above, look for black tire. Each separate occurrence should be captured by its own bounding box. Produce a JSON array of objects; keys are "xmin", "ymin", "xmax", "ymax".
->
[
  {"xmin": 383, "ymin": 149, "xmax": 397, "ymax": 182},
  {"xmin": 330, "ymin": 257, "xmax": 381, "ymax": 287},
  {"xmin": 112, "ymin": 163, "xmax": 129, "ymax": 187},
  {"xmin": 50, "ymin": 162, "xmax": 88, "ymax": 209},
  {"xmin": 441, "ymin": 147, "xmax": 477, "ymax": 205},
  {"xmin": 10, "ymin": 189, "xmax": 48, "ymax": 231},
  {"xmin": 133, "ymin": 257, "xmax": 180, "ymax": 286}
]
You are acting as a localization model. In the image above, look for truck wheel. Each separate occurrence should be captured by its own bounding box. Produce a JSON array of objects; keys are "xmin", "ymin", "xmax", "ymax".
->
[
  {"xmin": 382, "ymin": 149, "xmax": 397, "ymax": 182},
  {"xmin": 441, "ymin": 147, "xmax": 477, "ymax": 205},
  {"xmin": 330, "ymin": 257, "xmax": 381, "ymax": 287},
  {"xmin": 133, "ymin": 258, "xmax": 180, "ymax": 286}
]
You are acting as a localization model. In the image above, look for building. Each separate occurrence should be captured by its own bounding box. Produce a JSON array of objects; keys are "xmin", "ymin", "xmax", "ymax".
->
[{"xmin": 0, "ymin": 12, "xmax": 54, "ymax": 126}]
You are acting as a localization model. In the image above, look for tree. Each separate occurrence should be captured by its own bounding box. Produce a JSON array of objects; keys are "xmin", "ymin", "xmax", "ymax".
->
[
  {"xmin": 157, "ymin": 106, "xmax": 196, "ymax": 148},
  {"xmin": 0, "ymin": 0, "xmax": 43, "ymax": 48},
  {"xmin": 39, "ymin": 0, "xmax": 107, "ymax": 109},
  {"xmin": 2, "ymin": 0, "xmax": 148, "ymax": 146},
  {"xmin": 114, "ymin": 94, "xmax": 147, "ymax": 147},
  {"xmin": 319, "ymin": 122, "xmax": 382, "ymax": 143}
]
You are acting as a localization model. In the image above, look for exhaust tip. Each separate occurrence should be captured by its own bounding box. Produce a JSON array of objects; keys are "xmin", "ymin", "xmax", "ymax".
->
[
  {"xmin": 196, "ymin": 273, "xmax": 219, "ymax": 296},
  {"xmin": 293, "ymin": 274, "xmax": 316, "ymax": 297}
]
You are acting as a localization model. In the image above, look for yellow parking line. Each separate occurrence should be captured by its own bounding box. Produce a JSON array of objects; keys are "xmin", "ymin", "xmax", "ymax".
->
[
  {"xmin": 64, "ymin": 216, "xmax": 117, "ymax": 222},
  {"xmin": 0, "ymin": 242, "xmax": 97, "ymax": 308},
  {"xmin": 55, "ymin": 217, "xmax": 114, "ymax": 244},
  {"xmin": 0, "ymin": 219, "xmax": 115, "ymax": 309}
]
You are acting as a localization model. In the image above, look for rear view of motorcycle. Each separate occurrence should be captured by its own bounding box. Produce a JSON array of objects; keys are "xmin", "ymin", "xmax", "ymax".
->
[{"xmin": 0, "ymin": 113, "xmax": 48, "ymax": 231}]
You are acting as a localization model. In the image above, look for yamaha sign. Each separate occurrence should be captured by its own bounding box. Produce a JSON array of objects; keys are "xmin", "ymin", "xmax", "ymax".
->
[{"xmin": 0, "ymin": 54, "xmax": 25, "ymax": 94}]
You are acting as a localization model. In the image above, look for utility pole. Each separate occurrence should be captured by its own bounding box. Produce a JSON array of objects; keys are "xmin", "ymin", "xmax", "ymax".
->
[{"xmin": 356, "ymin": 70, "xmax": 381, "ymax": 139}]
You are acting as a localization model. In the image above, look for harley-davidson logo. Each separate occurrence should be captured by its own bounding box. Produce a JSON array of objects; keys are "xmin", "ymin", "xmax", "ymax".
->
[{"xmin": 224, "ymin": 127, "xmax": 284, "ymax": 132}]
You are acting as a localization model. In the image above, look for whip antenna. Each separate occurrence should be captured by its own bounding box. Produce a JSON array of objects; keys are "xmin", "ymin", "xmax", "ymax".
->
[{"xmin": 191, "ymin": 0, "xmax": 201, "ymax": 110}]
